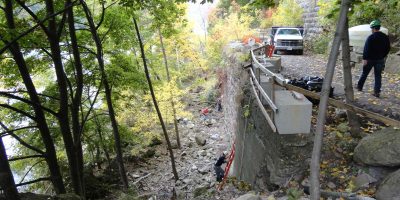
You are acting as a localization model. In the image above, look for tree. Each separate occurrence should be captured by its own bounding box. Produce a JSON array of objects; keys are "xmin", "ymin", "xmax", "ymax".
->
[
  {"xmin": 271, "ymin": 0, "xmax": 304, "ymax": 26},
  {"xmin": 80, "ymin": 0, "xmax": 129, "ymax": 189},
  {"xmin": 0, "ymin": 123, "xmax": 20, "ymax": 200},
  {"xmin": 2, "ymin": 0, "xmax": 66, "ymax": 194},
  {"xmin": 134, "ymin": 17, "xmax": 179, "ymax": 181},
  {"xmin": 310, "ymin": 0, "xmax": 351, "ymax": 199},
  {"xmin": 341, "ymin": 18, "xmax": 361, "ymax": 138},
  {"xmin": 158, "ymin": 28, "xmax": 181, "ymax": 149}
]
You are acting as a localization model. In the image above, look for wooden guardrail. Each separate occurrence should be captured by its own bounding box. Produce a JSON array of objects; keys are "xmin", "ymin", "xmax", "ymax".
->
[{"xmin": 249, "ymin": 45, "xmax": 400, "ymax": 128}]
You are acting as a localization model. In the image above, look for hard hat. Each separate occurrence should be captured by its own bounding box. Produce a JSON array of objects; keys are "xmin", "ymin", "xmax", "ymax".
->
[
  {"xmin": 223, "ymin": 151, "xmax": 228, "ymax": 155},
  {"xmin": 370, "ymin": 20, "xmax": 381, "ymax": 28}
]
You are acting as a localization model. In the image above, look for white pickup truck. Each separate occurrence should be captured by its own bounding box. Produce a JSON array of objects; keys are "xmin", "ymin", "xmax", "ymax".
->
[{"xmin": 271, "ymin": 27, "xmax": 304, "ymax": 55}]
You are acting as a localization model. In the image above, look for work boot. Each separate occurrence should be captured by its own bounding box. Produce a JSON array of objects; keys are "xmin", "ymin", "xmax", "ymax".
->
[
  {"xmin": 372, "ymin": 92, "xmax": 380, "ymax": 98},
  {"xmin": 355, "ymin": 84, "xmax": 362, "ymax": 92}
]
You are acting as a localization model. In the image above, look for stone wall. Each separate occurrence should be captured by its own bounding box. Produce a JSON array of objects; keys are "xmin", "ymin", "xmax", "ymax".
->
[
  {"xmin": 296, "ymin": 0, "xmax": 322, "ymax": 39},
  {"xmin": 222, "ymin": 43, "xmax": 313, "ymax": 190}
]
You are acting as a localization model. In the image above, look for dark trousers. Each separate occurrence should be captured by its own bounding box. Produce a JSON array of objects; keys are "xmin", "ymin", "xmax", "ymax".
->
[
  {"xmin": 214, "ymin": 165, "xmax": 224, "ymax": 182},
  {"xmin": 357, "ymin": 59, "xmax": 385, "ymax": 94}
]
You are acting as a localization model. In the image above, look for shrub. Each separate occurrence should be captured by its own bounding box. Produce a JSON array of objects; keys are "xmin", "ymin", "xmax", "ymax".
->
[{"xmin": 307, "ymin": 34, "xmax": 332, "ymax": 55}]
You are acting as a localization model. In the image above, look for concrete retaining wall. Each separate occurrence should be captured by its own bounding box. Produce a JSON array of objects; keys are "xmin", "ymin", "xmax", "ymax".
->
[{"xmin": 222, "ymin": 43, "xmax": 313, "ymax": 190}]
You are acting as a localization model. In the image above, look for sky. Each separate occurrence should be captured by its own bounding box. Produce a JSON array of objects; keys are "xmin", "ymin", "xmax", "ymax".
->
[{"xmin": 187, "ymin": 1, "xmax": 218, "ymax": 36}]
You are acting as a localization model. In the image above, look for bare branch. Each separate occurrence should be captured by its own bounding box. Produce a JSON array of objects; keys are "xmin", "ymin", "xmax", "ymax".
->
[
  {"xmin": 57, "ymin": 1, "xmax": 69, "ymax": 38},
  {"xmin": 14, "ymin": 0, "xmax": 51, "ymax": 36},
  {"xmin": 8, "ymin": 154, "xmax": 44, "ymax": 162},
  {"xmin": 9, "ymin": 133, "xmax": 45, "ymax": 154},
  {"xmin": 0, "ymin": 121, "xmax": 44, "ymax": 154},
  {"xmin": 0, "ymin": 125, "xmax": 38, "ymax": 137},
  {"xmin": 77, "ymin": 45, "xmax": 96, "ymax": 55},
  {"xmin": 0, "ymin": 104, "xmax": 36, "ymax": 121},
  {"xmin": 40, "ymin": 47, "xmax": 53, "ymax": 58},
  {"xmin": 19, "ymin": 159, "xmax": 45, "ymax": 184},
  {"xmin": 0, "ymin": 1, "xmax": 79, "ymax": 55},
  {"xmin": 16, "ymin": 177, "xmax": 51, "ymax": 187},
  {"xmin": 0, "ymin": 90, "xmax": 59, "ymax": 101},
  {"xmin": 80, "ymin": 81, "xmax": 102, "ymax": 136},
  {"xmin": 95, "ymin": 2, "xmax": 106, "ymax": 30},
  {"xmin": 0, "ymin": 92, "xmax": 58, "ymax": 117}
]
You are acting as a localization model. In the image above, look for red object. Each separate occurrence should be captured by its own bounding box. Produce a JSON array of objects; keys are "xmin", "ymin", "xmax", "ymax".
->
[
  {"xmin": 201, "ymin": 108, "xmax": 209, "ymax": 115},
  {"xmin": 265, "ymin": 45, "xmax": 275, "ymax": 57},
  {"xmin": 218, "ymin": 141, "xmax": 236, "ymax": 191},
  {"xmin": 242, "ymin": 35, "xmax": 262, "ymax": 44}
]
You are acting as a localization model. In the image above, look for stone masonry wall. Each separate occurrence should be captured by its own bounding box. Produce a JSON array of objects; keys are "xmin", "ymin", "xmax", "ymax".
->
[
  {"xmin": 296, "ymin": 0, "xmax": 322, "ymax": 39},
  {"xmin": 222, "ymin": 43, "xmax": 313, "ymax": 190}
]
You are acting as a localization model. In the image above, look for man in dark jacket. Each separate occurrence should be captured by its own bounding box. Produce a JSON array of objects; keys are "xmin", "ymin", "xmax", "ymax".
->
[
  {"xmin": 214, "ymin": 151, "xmax": 227, "ymax": 182},
  {"xmin": 357, "ymin": 20, "xmax": 391, "ymax": 98}
]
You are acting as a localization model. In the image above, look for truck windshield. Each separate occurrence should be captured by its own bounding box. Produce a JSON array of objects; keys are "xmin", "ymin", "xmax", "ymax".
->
[{"xmin": 277, "ymin": 29, "xmax": 301, "ymax": 35}]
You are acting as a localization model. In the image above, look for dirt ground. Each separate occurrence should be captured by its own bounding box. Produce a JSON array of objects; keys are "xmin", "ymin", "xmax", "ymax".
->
[
  {"xmin": 112, "ymin": 90, "xmax": 251, "ymax": 200},
  {"xmin": 280, "ymin": 52, "xmax": 400, "ymax": 120},
  {"xmin": 105, "ymin": 51, "xmax": 399, "ymax": 200}
]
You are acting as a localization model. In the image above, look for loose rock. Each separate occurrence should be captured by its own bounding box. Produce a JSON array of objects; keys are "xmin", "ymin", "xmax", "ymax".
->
[
  {"xmin": 195, "ymin": 135, "xmax": 206, "ymax": 146},
  {"xmin": 375, "ymin": 169, "xmax": 400, "ymax": 200},
  {"xmin": 353, "ymin": 173, "xmax": 377, "ymax": 190},
  {"xmin": 235, "ymin": 193, "xmax": 262, "ymax": 200},
  {"xmin": 354, "ymin": 128, "xmax": 400, "ymax": 167}
]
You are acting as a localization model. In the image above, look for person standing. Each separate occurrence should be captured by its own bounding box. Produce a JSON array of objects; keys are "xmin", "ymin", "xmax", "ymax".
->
[
  {"xmin": 357, "ymin": 20, "xmax": 391, "ymax": 98},
  {"xmin": 214, "ymin": 151, "xmax": 227, "ymax": 182}
]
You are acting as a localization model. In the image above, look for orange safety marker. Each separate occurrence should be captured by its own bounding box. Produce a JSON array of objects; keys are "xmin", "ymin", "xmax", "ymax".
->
[
  {"xmin": 217, "ymin": 142, "xmax": 236, "ymax": 191},
  {"xmin": 268, "ymin": 45, "xmax": 275, "ymax": 57}
]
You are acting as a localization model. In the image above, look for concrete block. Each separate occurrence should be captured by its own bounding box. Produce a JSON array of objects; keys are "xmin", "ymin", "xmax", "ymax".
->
[
  {"xmin": 260, "ymin": 56, "xmax": 281, "ymax": 73},
  {"xmin": 273, "ymin": 90, "xmax": 312, "ymax": 134}
]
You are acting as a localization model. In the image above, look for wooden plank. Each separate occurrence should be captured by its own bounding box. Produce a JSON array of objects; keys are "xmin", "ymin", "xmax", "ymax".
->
[
  {"xmin": 250, "ymin": 48, "xmax": 286, "ymax": 85},
  {"xmin": 250, "ymin": 78, "xmax": 277, "ymax": 132},
  {"xmin": 249, "ymin": 69, "xmax": 278, "ymax": 112},
  {"xmin": 284, "ymin": 84, "xmax": 400, "ymax": 127}
]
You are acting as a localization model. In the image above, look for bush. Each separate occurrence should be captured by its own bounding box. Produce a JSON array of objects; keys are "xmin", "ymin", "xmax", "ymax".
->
[
  {"xmin": 271, "ymin": 0, "xmax": 304, "ymax": 26},
  {"xmin": 307, "ymin": 34, "xmax": 332, "ymax": 55}
]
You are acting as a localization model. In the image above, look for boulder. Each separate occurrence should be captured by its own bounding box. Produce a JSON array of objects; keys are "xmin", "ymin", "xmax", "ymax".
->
[
  {"xmin": 198, "ymin": 166, "xmax": 209, "ymax": 175},
  {"xmin": 235, "ymin": 193, "xmax": 262, "ymax": 200},
  {"xmin": 385, "ymin": 54, "xmax": 400, "ymax": 74},
  {"xmin": 195, "ymin": 136, "xmax": 206, "ymax": 146},
  {"xmin": 198, "ymin": 150, "xmax": 207, "ymax": 156},
  {"xmin": 353, "ymin": 173, "xmax": 377, "ymax": 190},
  {"xmin": 376, "ymin": 169, "xmax": 400, "ymax": 200},
  {"xmin": 354, "ymin": 128, "xmax": 400, "ymax": 167}
]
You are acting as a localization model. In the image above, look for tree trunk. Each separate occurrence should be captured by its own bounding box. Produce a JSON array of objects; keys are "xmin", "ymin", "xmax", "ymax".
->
[
  {"xmin": 158, "ymin": 28, "xmax": 181, "ymax": 149},
  {"xmin": 4, "ymin": 0, "xmax": 66, "ymax": 194},
  {"xmin": 0, "ymin": 128, "xmax": 21, "ymax": 200},
  {"xmin": 134, "ymin": 18, "xmax": 179, "ymax": 181},
  {"xmin": 45, "ymin": 0, "xmax": 84, "ymax": 196},
  {"xmin": 67, "ymin": 0, "xmax": 86, "ymax": 194},
  {"xmin": 310, "ymin": 0, "xmax": 350, "ymax": 199},
  {"xmin": 94, "ymin": 113, "xmax": 111, "ymax": 166},
  {"xmin": 341, "ymin": 18, "xmax": 361, "ymax": 138},
  {"xmin": 80, "ymin": 0, "xmax": 129, "ymax": 189}
]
